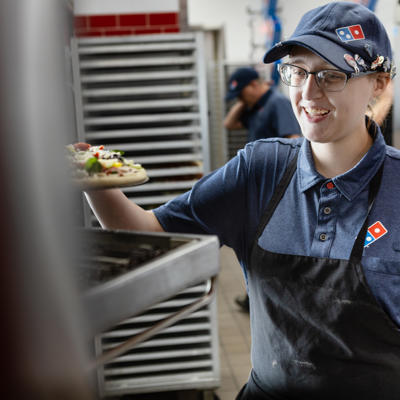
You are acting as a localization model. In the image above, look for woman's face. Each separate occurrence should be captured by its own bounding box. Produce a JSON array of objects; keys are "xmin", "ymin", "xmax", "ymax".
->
[{"xmin": 288, "ymin": 47, "xmax": 377, "ymax": 144}]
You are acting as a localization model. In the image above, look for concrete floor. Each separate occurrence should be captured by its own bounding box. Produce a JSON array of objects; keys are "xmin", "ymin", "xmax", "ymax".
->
[{"xmin": 214, "ymin": 246, "xmax": 251, "ymax": 400}]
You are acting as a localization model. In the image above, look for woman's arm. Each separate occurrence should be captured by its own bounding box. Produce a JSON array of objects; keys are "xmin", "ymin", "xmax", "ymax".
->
[{"xmin": 84, "ymin": 188, "xmax": 164, "ymax": 232}]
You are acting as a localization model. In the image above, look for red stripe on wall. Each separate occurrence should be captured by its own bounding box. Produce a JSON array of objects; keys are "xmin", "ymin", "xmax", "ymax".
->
[
  {"xmin": 148, "ymin": 12, "xmax": 177, "ymax": 26},
  {"xmin": 74, "ymin": 12, "xmax": 180, "ymax": 37},
  {"xmin": 89, "ymin": 15, "xmax": 117, "ymax": 28},
  {"xmin": 120, "ymin": 13, "xmax": 147, "ymax": 27},
  {"xmin": 163, "ymin": 27, "xmax": 180, "ymax": 33},
  {"xmin": 104, "ymin": 29, "xmax": 135, "ymax": 36}
]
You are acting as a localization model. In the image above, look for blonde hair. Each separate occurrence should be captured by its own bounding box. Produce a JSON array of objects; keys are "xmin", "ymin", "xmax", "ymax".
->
[{"xmin": 366, "ymin": 74, "xmax": 393, "ymax": 134}]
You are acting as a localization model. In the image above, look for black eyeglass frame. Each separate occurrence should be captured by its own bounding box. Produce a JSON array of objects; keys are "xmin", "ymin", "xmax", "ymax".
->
[{"xmin": 277, "ymin": 63, "xmax": 374, "ymax": 92}]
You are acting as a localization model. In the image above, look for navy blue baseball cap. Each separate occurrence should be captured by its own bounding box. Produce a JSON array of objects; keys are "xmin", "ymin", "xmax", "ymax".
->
[
  {"xmin": 225, "ymin": 67, "xmax": 259, "ymax": 100},
  {"xmin": 263, "ymin": 1, "xmax": 395, "ymax": 77}
]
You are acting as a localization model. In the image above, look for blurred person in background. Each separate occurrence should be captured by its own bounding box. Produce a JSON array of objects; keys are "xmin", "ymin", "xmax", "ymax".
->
[{"xmin": 224, "ymin": 66, "xmax": 301, "ymax": 142}]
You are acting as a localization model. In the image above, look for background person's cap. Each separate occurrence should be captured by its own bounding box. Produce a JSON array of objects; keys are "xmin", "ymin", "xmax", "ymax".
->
[
  {"xmin": 263, "ymin": 1, "xmax": 394, "ymax": 77},
  {"xmin": 225, "ymin": 67, "xmax": 259, "ymax": 100}
]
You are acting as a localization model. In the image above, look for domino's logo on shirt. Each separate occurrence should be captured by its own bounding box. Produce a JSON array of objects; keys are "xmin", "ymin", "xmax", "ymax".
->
[
  {"xmin": 336, "ymin": 25, "xmax": 365, "ymax": 42},
  {"xmin": 364, "ymin": 221, "xmax": 387, "ymax": 248}
]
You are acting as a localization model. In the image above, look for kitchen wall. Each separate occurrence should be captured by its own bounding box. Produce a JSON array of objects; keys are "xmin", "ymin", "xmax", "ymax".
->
[
  {"xmin": 73, "ymin": 0, "xmax": 398, "ymax": 61},
  {"xmin": 187, "ymin": 0, "xmax": 397, "ymax": 63}
]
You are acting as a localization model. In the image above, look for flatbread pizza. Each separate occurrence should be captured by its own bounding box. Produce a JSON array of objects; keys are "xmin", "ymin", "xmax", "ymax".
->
[{"xmin": 66, "ymin": 142, "xmax": 148, "ymax": 189}]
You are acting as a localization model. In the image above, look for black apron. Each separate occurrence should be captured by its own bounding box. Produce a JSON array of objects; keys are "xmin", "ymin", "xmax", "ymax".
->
[{"xmin": 236, "ymin": 154, "xmax": 400, "ymax": 399}]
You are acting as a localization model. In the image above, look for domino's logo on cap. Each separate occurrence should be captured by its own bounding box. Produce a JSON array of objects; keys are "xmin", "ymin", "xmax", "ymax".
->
[
  {"xmin": 230, "ymin": 80, "xmax": 238, "ymax": 90},
  {"xmin": 336, "ymin": 25, "xmax": 365, "ymax": 42}
]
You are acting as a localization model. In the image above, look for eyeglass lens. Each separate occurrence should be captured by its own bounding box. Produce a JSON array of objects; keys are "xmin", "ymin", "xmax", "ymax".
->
[{"xmin": 280, "ymin": 64, "xmax": 348, "ymax": 92}]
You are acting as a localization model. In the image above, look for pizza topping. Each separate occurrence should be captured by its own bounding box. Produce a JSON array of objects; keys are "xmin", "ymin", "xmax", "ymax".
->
[
  {"xmin": 73, "ymin": 142, "xmax": 91, "ymax": 151},
  {"xmin": 66, "ymin": 142, "xmax": 145, "ymax": 179},
  {"xmin": 84, "ymin": 157, "xmax": 102, "ymax": 174}
]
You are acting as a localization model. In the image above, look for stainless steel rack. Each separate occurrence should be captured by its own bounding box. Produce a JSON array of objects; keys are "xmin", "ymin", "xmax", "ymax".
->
[
  {"xmin": 70, "ymin": 32, "xmax": 219, "ymax": 398},
  {"xmin": 76, "ymin": 228, "xmax": 220, "ymax": 397},
  {"xmin": 95, "ymin": 280, "xmax": 220, "ymax": 397},
  {"xmin": 71, "ymin": 32, "xmax": 210, "ymax": 217}
]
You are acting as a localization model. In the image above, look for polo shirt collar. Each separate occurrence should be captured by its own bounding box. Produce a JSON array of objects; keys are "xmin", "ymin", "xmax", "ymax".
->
[{"xmin": 298, "ymin": 122, "xmax": 386, "ymax": 201}]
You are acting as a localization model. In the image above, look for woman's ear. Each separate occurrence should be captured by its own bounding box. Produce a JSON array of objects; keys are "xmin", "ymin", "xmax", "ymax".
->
[
  {"xmin": 367, "ymin": 76, "xmax": 393, "ymax": 125},
  {"xmin": 372, "ymin": 72, "xmax": 391, "ymax": 97}
]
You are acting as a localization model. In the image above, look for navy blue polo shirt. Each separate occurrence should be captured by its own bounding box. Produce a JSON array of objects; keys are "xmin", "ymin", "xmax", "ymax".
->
[
  {"xmin": 240, "ymin": 86, "xmax": 301, "ymax": 142},
  {"xmin": 154, "ymin": 126, "xmax": 400, "ymax": 327}
]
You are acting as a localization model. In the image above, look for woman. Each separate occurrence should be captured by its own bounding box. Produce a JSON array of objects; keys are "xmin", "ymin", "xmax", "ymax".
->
[{"xmin": 86, "ymin": 2, "xmax": 400, "ymax": 399}]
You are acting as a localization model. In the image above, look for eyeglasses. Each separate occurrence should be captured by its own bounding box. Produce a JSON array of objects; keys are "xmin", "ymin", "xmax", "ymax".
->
[{"xmin": 278, "ymin": 63, "xmax": 351, "ymax": 92}]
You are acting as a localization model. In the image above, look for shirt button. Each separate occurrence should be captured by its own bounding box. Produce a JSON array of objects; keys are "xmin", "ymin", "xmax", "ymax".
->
[
  {"xmin": 326, "ymin": 182, "xmax": 335, "ymax": 189},
  {"xmin": 323, "ymin": 207, "xmax": 332, "ymax": 215},
  {"xmin": 319, "ymin": 233, "xmax": 327, "ymax": 241}
]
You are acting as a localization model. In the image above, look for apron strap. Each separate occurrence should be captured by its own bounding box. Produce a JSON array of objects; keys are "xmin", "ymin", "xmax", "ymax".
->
[
  {"xmin": 254, "ymin": 152, "xmax": 299, "ymax": 241},
  {"xmin": 350, "ymin": 163, "xmax": 384, "ymax": 263}
]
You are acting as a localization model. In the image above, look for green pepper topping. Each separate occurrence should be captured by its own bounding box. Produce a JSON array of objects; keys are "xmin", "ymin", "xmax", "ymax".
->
[{"xmin": 84, "ymin": 157, "xmax": 102, "ymax": 174}]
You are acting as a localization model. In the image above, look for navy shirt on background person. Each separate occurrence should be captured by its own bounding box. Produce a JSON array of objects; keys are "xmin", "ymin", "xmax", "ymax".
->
[
  {"xmin": 224, "ymin": 67, "xmax": 301, "ymax": 144},
  {"xmin": 153, "ymin": 121, "xmax": 400, "ymax": 328},
  {"xmin": 240, "ymin": 86, "xmax": 301, "ymax": 142}
]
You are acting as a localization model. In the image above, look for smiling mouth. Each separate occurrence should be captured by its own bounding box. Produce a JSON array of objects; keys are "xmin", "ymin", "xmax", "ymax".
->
[{"xmin": 304, "ymin": 107, "xmax": 330, "ymax": 117}]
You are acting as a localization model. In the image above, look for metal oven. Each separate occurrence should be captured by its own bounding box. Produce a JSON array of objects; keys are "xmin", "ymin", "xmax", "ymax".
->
[{"xmin": 77, "ymin": 228, "xmax": 220, "ymax": 397}]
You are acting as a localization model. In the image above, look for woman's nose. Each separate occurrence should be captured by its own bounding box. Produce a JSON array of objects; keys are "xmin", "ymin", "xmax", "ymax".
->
[{"xmin": 301, "ymin": 73, "xmax": 323, "ymax": 100}]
